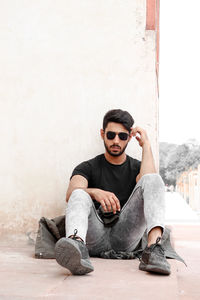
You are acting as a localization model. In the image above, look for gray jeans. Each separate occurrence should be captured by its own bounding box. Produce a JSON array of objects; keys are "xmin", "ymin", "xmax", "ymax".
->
[{"xmin": 65, "ymin": 174, "xmax": 165, "ymax": 256}]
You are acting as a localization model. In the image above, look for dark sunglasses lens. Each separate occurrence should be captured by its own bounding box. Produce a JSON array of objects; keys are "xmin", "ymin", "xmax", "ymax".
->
[
  {"xmin": 106, "ymin": 131, "xmax": 116, "ymax": 140},
  {"xmin": 118, "ymin": 132, "xmax": 129, "ymax": 140}
]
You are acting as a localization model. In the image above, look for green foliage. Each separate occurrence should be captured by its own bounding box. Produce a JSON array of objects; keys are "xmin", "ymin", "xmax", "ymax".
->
[{"xmin": 159, "ymin": 141, "xmax": 200, "ymax": 185}]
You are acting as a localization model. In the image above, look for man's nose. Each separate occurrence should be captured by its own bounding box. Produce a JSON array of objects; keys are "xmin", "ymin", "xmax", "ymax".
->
[{"xmin": 113, "ymin": 134, "xmax": 120, "ymax": 143}]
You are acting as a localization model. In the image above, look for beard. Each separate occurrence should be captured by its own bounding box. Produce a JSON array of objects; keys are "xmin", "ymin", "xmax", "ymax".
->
[{"xmin": 104, "ymin": 141, "xmax": 128, "ymax": 157}]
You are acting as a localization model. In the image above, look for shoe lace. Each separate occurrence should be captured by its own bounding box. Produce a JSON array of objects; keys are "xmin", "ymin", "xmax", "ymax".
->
[
  {"xmin": 69, "ymin": 229, "xmax": 84, "ymax": 243},
  {"xmin": 150, "ymin": 237, "xmax": 165, "ymax": 255},
  {"xmin": 72, "ymin": 229, "xmax": 78, "ymax": 239}
]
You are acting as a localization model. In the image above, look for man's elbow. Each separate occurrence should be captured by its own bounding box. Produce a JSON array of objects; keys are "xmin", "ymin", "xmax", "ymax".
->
[
  {"xmin": 66, "ymin": 190, "xmax": 72, "ymax": 202},
  {"xmin": 136, "ymin": 174, "xmax": 141, "ymax": 183}
]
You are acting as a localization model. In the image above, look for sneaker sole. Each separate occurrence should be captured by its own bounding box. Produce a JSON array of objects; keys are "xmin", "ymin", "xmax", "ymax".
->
[
  {"xmin": 55, "ymin": 238, "xmax": 94, "ymax": 275},
  {"xmin": 139, "ymin": 261, "xmax": 171, "ymax": 275}
]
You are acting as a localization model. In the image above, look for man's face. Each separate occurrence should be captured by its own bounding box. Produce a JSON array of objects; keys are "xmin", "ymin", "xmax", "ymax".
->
[{"xmin": 101, "ymin": 122, "xmax": 132, "ymax": 157}]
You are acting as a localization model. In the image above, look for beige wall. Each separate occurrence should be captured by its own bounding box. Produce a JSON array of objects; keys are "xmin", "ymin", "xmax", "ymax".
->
[{"xmin": 0, "ymin": 0, "xmax": 159, "ymax": 234}]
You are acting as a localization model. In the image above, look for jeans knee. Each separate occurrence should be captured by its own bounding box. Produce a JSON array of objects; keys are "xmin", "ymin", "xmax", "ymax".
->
[
  {"xmin": 71, "ymin": 188, "xmax": 88, "ymax": 197},
  {"xmin": 139, "ymin": 173, "xmax": 164, "ymax": 188},
  {"xmin": 67, "ymin": 189, "xmax": 93, "ymax": 216},
  {"xmin": 69, "ymin": 188, "xmax": 93, "ymax": 205}
]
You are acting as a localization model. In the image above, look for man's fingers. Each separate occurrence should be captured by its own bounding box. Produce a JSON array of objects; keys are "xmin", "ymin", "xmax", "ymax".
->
[
  {"xmin": 105, "ymin": 199, "xmax": 112, "ymax": 212},
  {"xmin": 136, "ymin": 136, "xmax": 141, "ymax": 141},
  {"xmin": 99, "ymin": 191, "xmax": 121, "ymax": 213},
  {"xmin": 133, "ymin": 126, "xmax": 146, "ymax": 136},
  {"xmin": 109, "ymin": 197, "xmax": 117, "ymax": 214},
  {"xmin": 112, "ymin": 195, "xmax": 121, "ymax": 211},
  {"xmin": 100, "ymin": 200, "xmax": 108, "ymax": 212},
  {"xmin": 132, "ymin": 128, "xmax": 137, "ymax": 136}
]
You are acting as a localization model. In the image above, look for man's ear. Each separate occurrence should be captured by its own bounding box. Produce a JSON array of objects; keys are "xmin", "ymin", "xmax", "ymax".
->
[
  {"xmin": 129, "ymin": 128, "xmax": 134, "ymax": 140},
  {"xmin": 100, "ymin": 129, "xmax": 104, "ymax": 140}
]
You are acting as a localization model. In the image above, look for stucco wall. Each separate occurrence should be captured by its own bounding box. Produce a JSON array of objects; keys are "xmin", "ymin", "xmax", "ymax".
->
[{"xmin": 0, "ymin": 0, "xmax": 158, "ymax": 234}]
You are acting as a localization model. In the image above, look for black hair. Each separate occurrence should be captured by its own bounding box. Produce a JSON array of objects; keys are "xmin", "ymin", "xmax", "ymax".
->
[{"xmin": 103, "ymin": 109, "xmax": 134, "ymax": 132}]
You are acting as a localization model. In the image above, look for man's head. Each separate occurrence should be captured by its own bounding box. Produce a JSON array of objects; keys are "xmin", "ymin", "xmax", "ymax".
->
[
  {"xmin": 101, "ymin": 109, "xmax": 134, "ymax": 157},
  {"xmin": 103, "ymin": 109, "xmax": 134, "ymax": 133}
]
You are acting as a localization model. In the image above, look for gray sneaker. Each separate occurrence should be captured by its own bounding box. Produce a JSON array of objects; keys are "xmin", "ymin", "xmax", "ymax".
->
[
  {"xmin": 55, "ymin": 230, "xmax": 94, "ymax": 275},
  {"xmin": 139, "ymin": 237, "xmax": 171, "ymax": 275}
]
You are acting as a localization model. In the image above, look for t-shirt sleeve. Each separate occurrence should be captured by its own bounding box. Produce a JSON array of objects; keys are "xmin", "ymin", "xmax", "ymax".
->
[
  {"xmin": 136, "ymin": 159, "xmax": 141, "ymax": 174},
  {"xmin": 131, "ymin": 158, "xmax": 141, "ymax": 178},
  {"xmin": 70, "ymin": 161, "xmax": 91, "ymax": 181}
]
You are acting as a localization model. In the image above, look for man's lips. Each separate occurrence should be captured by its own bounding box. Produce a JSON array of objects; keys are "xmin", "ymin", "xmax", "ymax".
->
[{"xmin": 110, "ymin": 145, "xmax": 121, "ymax": 151}]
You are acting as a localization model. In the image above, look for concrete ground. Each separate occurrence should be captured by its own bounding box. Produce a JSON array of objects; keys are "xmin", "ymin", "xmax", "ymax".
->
[{"xmin": 0, "ymin": 192, "xmax": 200, "ymax": 300}]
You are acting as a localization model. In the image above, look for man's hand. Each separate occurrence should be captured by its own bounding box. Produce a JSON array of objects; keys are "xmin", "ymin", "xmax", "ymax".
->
[
  {"xmin": 90, "ymin": 189, "xmax": 121, "ymax": 214},
  {"xmin": 132, "ymin": 126, "xmax": 156, "ymax": 180},
  {"xmin": 66, "ymin": 175, "xmax": 120, "ymax": 214},
  {"xmin": 132, "ymin": 126, "xmax": 150, "ymax": 148}
]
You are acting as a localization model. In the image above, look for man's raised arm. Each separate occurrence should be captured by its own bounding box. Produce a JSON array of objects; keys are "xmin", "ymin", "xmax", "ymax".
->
[{"xmin": 132, "ymin": 127, "xmax": 156, "ymax": 183}]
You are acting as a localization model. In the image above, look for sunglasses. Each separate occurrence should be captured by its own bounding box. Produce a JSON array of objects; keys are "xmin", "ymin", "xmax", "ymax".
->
[{"xmin": 106, "ymin": 131, "xmax": 129, "ymax": 141}]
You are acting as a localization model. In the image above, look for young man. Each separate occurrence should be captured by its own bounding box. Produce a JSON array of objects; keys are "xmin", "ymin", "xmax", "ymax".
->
[{"xmin": 55, "ymin": 109, "xmax": 170, "ymax": 275}]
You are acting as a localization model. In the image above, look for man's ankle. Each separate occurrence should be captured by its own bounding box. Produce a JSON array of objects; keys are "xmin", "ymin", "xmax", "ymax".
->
[
  {"xmin": 68, "ymin": 235, "xmax": 84, "ymax": 242},
  {"xmin": 147, "ymin": 226, "xmax": 163, "ymax": 247},
  {"xmin": 67, "ymin": 229, "xmax": 84, "ymax": 242}
]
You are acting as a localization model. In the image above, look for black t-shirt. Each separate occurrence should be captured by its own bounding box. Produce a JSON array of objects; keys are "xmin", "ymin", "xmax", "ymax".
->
[{"xmin": 71, "ymin": 154, "xmax": 141, "ymax": 209}]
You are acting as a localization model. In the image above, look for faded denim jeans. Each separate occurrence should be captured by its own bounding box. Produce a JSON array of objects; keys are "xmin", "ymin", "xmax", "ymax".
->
[{"xmin": 65, "ymin": 174, "xmax": 165, "ymax": 257}]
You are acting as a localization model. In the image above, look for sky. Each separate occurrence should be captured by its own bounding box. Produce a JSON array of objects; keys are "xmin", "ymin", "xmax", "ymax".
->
[{"xmin": 159, "ymin": 1, "xmax": 200, "ymax": 145}]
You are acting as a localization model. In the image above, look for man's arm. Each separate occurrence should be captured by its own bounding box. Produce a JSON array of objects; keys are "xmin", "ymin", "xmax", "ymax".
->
[
  {"xmin": 132, "ymin": 127, "xmax": 156, "ymax": 183},
  {"xmin": 66, "ymin": 175, "xmax": 120, "ymax": 213},
  {"xmin": 66, "ymin": 175, "xmax": 88, "ymax": 201}
]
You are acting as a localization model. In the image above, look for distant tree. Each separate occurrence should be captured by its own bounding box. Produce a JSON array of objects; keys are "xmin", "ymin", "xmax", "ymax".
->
[
  {"xmin": 159, "ymin": 142, "xmax": 178, "ymax": 185},
  {"xmin": 159, "ymin": 141, "xmax": 200, "ymax": 185}
]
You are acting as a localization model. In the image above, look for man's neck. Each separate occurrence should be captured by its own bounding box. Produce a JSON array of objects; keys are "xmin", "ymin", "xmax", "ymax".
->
[{"xmin": 104, "ymin": 152, "xmax": 127, "ymax": 165}]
